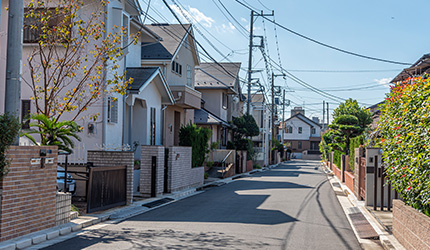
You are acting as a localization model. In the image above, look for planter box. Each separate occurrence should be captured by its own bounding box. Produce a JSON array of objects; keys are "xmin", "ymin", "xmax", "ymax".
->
[{"xmin": 393, "ymin": 199, "xmax": 430, "ymax": 250}]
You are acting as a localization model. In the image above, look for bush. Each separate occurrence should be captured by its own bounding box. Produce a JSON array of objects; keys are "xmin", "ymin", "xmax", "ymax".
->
[
  {"xmin": 378, "ymin": 76, "xmax": 430, "ymax": 216},
  {"xmin": 333, "ymin": 150, "xmax": 342, "ymax": 169},
  {"xmin": 179, "ymin": 123, "xmax": 211, "ymax": 168},
  {"xmin": 0, "ymin": 113, "xmax": 20, "ymax": 180},
  {"xmin": 253, "ymin": 164, "xmax": 261, "ymax": 169}
]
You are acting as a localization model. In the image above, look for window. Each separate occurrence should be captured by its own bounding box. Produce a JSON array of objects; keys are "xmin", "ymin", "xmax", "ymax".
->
[
  {"xmin": 23, "ymin": 8, "xmax": 69, "ymax": 43},
  {"xmin": 171, "ymin": 61, "xmax": 182, "ymax": 76},
  {"xmin": 298, "ymin": 141, "xmax": 302, "ymax": 149},
  {"xmin": 286, "ymin": 126, "xmax": 292, "ymax": 133},
  {"xmin": 21, "ymin": 100, "xmax": 31, "ymax": 129},
  {"xmin": 222, "ymin": 93, "xmax": 228, "ymax": 109},
  {"xmin": 311, "ymin": 127, "xmax": 316, "ymax": 134},
  {"xmin": 107, "ymin": 97, "xmax": 118, "ymax": 123},
  {"xmin": 150, "ymin": 107, "xmax": 156, "ymax": 145},
  {"xmin": 186, "ymin": 65, "xmax": 192, "ymax": 86},
  {"xmin": 298, "ymin": 127, "xmax": 302, "ymax": 134}
]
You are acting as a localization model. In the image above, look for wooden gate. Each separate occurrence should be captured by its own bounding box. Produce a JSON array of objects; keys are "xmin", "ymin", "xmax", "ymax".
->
[
  {"xmin": 87, "ymin": 166, "xmax": 127, "ymax": 213},
  {"xmin": 359, "ymin": 156, "xmax": 366, "ymax": 200}
]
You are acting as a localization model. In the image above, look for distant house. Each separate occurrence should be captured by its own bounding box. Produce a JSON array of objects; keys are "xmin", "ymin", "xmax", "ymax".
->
[
  {"xmin": 390, "ymin": 54, "xmax": 430, "ymax": 83},
  {"xmin": 194, "ymin": 62, "xmax": 242, "ymax": 148},
  {"xmin": 280, "ymin": 108, "xmax": 321, "ymax": 158},
  {"xmin": 140, "ymin": 23, "xmax": 202, "ymax": 147}
]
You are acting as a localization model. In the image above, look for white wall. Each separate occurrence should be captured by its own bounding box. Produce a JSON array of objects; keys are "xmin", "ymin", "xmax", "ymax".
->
[{"xmin": 283, "ymin": 118, "xmax": 312, "ymax": 140}]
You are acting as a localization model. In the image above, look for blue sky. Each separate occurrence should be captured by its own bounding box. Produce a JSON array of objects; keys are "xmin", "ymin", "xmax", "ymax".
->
[{"xmin": 138, "ymin": 0, "xmax": 430, "ymax": 121}]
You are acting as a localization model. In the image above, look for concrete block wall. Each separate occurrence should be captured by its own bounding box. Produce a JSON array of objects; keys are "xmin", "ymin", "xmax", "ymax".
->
[
  {"xmin": 55, "ymin": 192, "xmax": 71, "ymax": 226},
  {"xmin": 0, "ymin": 146, "xmax": 58, "ymax": 242},
  {"xmin": 167, "ymin": 146, "xmax": 203, "ymax": 192},
  {"xmin": 140, "ymin": 146, "xmax": 165, "ymax": 197},
  {"xmin": 393, "ymin": 200, "xmax": 430, "ymax": 250},
  {"xmin": 87, "ymin": 151, "xmax": 134, "ymax": 205}
]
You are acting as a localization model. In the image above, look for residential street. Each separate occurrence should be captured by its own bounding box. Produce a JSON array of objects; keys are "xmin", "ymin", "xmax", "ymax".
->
[{"xmin": 43, "ymin": 160, "xmax": 361, "ymax": 250}]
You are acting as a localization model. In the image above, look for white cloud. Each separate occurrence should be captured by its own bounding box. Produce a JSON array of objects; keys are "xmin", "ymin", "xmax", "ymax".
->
[
  {"xmin": 241, "ymin": 17, "xmax": 247, "ymax": 23},
  {"xmin": 169, "ymin": 5, "xmax": 215, "ymax": 28},
  {"xmin": 228, "ymin": 22, "xmax": 236, "ymax": 30},
  {"xmin": 374, "ymin": 77, "xmax": 392, "ymax": 86}
]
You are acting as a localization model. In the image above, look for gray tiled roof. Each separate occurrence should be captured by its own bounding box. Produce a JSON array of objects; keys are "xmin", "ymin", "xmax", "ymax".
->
[
  {"xmin": 141, "ymin": 24, "xmax": 191, "ymax": 60},
  {"xmin": 126, "ymin": 67, "xmax": 159, "ymax": 91},
  {"xmin": 194, "ymin": 108, "xmax": 230, "ymax": 127},
  {"xmin": 195, "ymin": 62, "xmax": 241, "ymax": 89}
]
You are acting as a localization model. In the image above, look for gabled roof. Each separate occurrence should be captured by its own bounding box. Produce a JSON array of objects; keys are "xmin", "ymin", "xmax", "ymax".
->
[
  {"xmin": 391, "ymin": 54, "xmax": 430, "ymax": 83},
  {"xmin": 284, "ymin": 113, "xmax": 321, "ymax": 128},
  {"xmin": 126, "ymin": 67, "xmax": 174, "ymax": 105},
  {"xmin": 141, "ymin": 24, "xmax": 191, "ymax": 60},
  {"xmin": 194, "ymin": 108, "xmax": 230, "ymax": 127},
  {"xmin": 195, "ymin": 63, "xmax": 241, "ymax": 90}
]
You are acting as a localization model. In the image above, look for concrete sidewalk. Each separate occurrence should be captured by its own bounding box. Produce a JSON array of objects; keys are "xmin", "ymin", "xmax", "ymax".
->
[
  {"xmin": 321, "ymin": 163, "xmax": 405, "ymax": 250},
  {"xmin": 0, "ymin": 164, "xmax": 278, "ymax": 250}
]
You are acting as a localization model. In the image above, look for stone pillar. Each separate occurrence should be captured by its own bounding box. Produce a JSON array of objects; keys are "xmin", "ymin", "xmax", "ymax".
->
[
  {"xmin": 140, "ymin": 146, "xmax": 165, "ymax": 197},
  {"xmin": 354, "ymin": 147, "xmax": 363, "ymax": 199}
]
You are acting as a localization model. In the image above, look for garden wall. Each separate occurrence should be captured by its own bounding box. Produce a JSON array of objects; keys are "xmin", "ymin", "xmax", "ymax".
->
[
  {"xmin": 140, "ymin": 146, "xmax": 165, "ymax": 197},
  {"xmin": 344, "ymin": 171, "xmax": 355, "ymax": 194},
  {"xmin": 393, "ymin": 200, "xmax": 430, "ymax": 250},
  {"xmin": 55, "ymin": 192, "xmax": 71, "ymax": 226},
  {"xmin": 0, "ymin": 146, "xmax": 58, "ymax": 242},
  {"xmin": 332, "ymin": 164, "xmax": 341, "ymax": 180},
  {"xmin": 87, "ymin": 150, "xmax": 134, "ymax": 205},
  {"xmin": 167, "ymin": 146, "xmax": 203, "ymax": 192}
]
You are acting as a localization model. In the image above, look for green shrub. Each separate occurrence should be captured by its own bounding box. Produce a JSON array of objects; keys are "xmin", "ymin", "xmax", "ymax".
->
[
  {"xmin": 348, "ymin": 135, "xmax": 365, "ymax": 171},
  {"xmin": 0, "ymin": 113, "xmax": 20, "ymax": 180},
  {"xmin": 204, "ymin": 172, "xmax": 209, "ymax": 179},
  {"xmin": 333, "ymin": 150, "xmax": 342, "ymax": 169},
  {"xmin": 378, "ymin": 76, "xmax": 430, "ymax": 216},
  {"xmin": 179, "ymin": 123, "xmax": 211, "ymax": 168},
  {"xmin": 253, "ymin": 164, "xmax": 261, "ymax": 169},
  {"xmin": 206, "ymin": 161, "xmax": 214, "ymax": 168}
]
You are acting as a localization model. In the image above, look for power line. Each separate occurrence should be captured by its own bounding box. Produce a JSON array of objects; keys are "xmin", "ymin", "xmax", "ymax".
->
[
  {"xmin": 286, "ymin": 69, "xmax": 402, "ymax": 73},
  {"xmin": 214, "ymin": 0, "xmax": 249, "ymax": 37},
  {"xmin": 234, "ymin": 0, "xmax": 412, "ymax": 66}
]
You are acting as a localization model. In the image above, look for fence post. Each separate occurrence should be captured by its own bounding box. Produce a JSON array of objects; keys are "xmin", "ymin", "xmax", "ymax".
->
[
  {"xmin": 151, "ymin": 156, "xmax": 157, "ymax": 197},
  {"xmin": 380, "ymin": 163, "xmax": 384, "ymax": 211},
  {"xmin": 341, "ymin": 154, "xmax": 346, "ymax": 182},
  {"xmin": 373, "ymin": 155, "xmax": 378, "ymax": 211}
]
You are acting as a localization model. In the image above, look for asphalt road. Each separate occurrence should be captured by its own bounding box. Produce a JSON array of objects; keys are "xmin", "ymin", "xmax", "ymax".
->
[{"xmin": 43, "ymin": 160, "xmax": 361, "ymax": 250}]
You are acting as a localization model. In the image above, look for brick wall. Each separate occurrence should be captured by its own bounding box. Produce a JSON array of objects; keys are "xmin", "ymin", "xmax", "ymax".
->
[
  {"xmin": 55, "ymin": 192, "xmax": 71, "ymax": 226},
  {"xmin": 140, "ymin": 146, "xmax": 165, "ymax": 197},
  {"xmin": 393, "ymin": 199, "xmax": 430, "ymax": 250},
  {"xmin": 87, "ymin": 151, "xmax": 134, "ymax": 205},
  {"xmin": 246, "ymin": 160, "xmax": 253, "ymax": 172},
  {"xmin": 344, "ymin": 170, "xmax": 355, "ymax": 194},
  {"xmin": 0, "ymin": 146, "xmax": 58, "ymax": 242},
  {"xmin": 333, "ymin": 164, "xmax": 341, "ymax": 180},
  {"xmin": 167, "ymin": 147, "xmax": 203, "ymax": 193}
]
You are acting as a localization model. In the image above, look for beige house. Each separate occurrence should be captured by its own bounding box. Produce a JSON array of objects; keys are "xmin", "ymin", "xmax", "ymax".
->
[
  {"xmin": 194, "ymin": 62, "xmax": 242, "ymax": 148},
  {"xmin": 140, "ymin": 24, "xmax": 201, "ymax": 147}
]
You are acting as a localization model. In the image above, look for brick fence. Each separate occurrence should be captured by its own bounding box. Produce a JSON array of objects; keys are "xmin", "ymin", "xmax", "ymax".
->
[
  {"xmin": 393, "ymin": 199, "xmax": 430, "ymax": 250},
  {"xmin": 344, "ymin": 170, "xmax": 355, "ymax": 194},
  {"xmin": 140, "ymin": 146, "xmax": 165, "ymax": 197},
  {"xmin": 0, "ymin": 146, "xmax": 58, "ymax": 242},
  {"xmin": 55, "ymin": 192, "xmax": 71, "ymax": 226},
  {"xmin": 332, "ymin": 164, "xmax": 341, "ymax": 180},
  {"xmin": 166, "ymin": 147, "xmax": 203, "ymax": 192},
  {"xmin": 87, "ymin": 150, "xmax": 134, "ymax": 205}
]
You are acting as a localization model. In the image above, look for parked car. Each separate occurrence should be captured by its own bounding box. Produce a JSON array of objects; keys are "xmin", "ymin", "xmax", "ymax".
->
[{"xmin": 57, "ymin": 166, "xmax": 76, "ymax": 195}]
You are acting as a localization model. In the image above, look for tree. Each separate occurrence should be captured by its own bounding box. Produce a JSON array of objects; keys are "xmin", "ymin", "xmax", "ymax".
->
[
  {"xmin": 22, "ymin": 114, "xmax": 81, "ymax": 154},
  {"xmin": 230, "ymin": 114, "xmax": 260, "ymax": 160},
  {"xmin": 324, "ymin": 99, "xmax": 371, "ymax": 155},
  {"xmin": 179, "ymin": 124, "xmax": 212, "ymax": 167},
  {"xmin": 0, "ymin": 114, "xmax": 20, "ymax": 179},
  {"xmin": 23, "ymin": 0, "xmax": 139, "ymax": 122}
]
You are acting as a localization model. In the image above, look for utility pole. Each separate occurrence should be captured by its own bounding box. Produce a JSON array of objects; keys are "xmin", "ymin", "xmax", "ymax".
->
[
  {"xmin": 282, "ymin": 89, "xmax": 285, "ymax": 145},
  {"xmin": 327, "ymin": 102, "xmax": 330, "ymax": 126},
  {"xmin": 4, "ymin": 0, "xmax": 24, "ymax": 145},
  {"xmin": 246, "ymin": 11, "xmax": 254, "ymax": 114},
  {"xmin": 323, "ymin": 101, "xmax": 325, "ymax": 131},
  {"xmin": 271, "ymin": 72, "xmax": 284, "ymax": 164}
]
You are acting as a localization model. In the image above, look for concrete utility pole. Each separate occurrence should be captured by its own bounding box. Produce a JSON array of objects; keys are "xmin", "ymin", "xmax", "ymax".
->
[
  {"xmin": 246, "ymin": 11, "xmax": 254, "ymax": 114},
  {"xmin": 281, "ymin": 89, "xmax": 285, "ymax": 145},
  {"xmin": 323, "ymin": 101, "xmax": 325, "ymax": 131},
  {"xmin": 4, "ymin": 0, "xmax": 24, "ymax": 138}
]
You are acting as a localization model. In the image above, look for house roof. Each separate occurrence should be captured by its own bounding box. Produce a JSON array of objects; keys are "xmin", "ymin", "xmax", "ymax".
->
[
  {"xmin": 195, "ymin": 62, "xmax": 241, "ymax": 90},
  {"xmin": 126, "ymin": 67, "xmax": 174, "ymax": 104},
  {"xmin": 391, "ymin": 54, "xmax": 430, "ymax": 83},
  {"xmin": 284, "ymin": 113, "xmax": 322, "ymax": 128},
  {"xmin": 141, "ymin": 24, "xmax": 191, "ymax": 60},
  {"xmin": 194, "ymin": 108, "xmax": 230, "ymax": 127}
]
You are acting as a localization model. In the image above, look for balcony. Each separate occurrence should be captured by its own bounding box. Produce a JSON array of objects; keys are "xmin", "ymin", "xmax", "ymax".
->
[{"xmin": 170, "ymin": 85, "xmax": 201, "ymax": 109}]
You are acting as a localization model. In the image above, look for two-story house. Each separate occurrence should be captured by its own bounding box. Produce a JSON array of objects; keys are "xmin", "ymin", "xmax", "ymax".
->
[
  {"xmin": 194, "ymin": 62, "xmax": 242, "ymax": 148},
  {"xmin": 0, "ymin": 0, "xmax": 158, "ymax": 162},
  {"xmin": 280, "ymin": 107, "xmax": 321, "ymax": 158},
  {"xmin": 140, "ymin": 23, "xmax": 201, "ymax": 147}
]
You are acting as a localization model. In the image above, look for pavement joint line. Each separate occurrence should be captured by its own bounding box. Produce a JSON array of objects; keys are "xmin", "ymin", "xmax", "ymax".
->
[
  {"xmin": 321, "ymin": 162, "xmax": 405, "ymax": 250},
  {"xmin": 0, "ymin": 163, "xmax": 282, "ymax": 250}
]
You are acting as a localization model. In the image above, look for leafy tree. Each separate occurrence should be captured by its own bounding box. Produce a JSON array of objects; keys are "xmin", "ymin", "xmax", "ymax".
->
[
  {"xmin": 324, "ymin": 99, "xmax": 371, "ymax": 155},
  {"xmin": 23, "ymin": 0, "xmax": 138, "ymax": 122},
  {"xmin": 0, "ymin": 114, "xmax": 20, "ymax": 179},
  {"xmin": 378, "ymin": 76, "xmax": 430, "ymax": 216},
  {"xmin": 22, "ymin": 114, "xmax": 81, "ymax": 154},
  {"xmin": 230, "ymin": 114, "xmax": 260, "ymax": 160},
  {"xmin": 179, "ymin": 124, "xmax": 212, "ymax": 167}
]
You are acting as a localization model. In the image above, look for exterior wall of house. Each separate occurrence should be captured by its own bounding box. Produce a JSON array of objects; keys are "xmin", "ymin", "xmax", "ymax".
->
[
  {"xmin": 164, "ymin": 105, "xmax": 186, "ymax": 147},
  {"xmin": 199, "ymin": 89, "xmax": 227, "ymax": 121},
  {"xmin": 283, "ymin": 118, "xmax": 315, "ymax": 140},
  {"xmin": 164, "ymin": 35, "xmax": 196, "ymax": 87}
]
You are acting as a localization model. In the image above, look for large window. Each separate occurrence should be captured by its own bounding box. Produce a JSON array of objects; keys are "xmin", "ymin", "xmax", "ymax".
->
[
  {"xmin": 23, "ymin": 8, "xmax": 69, "ymax": 43},
  {"xmin": 286, "ymin": 126, "xmax": 292, "ymax": 133},
  {"xmin": 298, "ymin": 127, "xmax": 302, "ymax": 134}
]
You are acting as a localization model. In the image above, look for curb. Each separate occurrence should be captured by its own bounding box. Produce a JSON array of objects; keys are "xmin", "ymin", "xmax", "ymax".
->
[
  {"xmin": 0, "ymin": 163, "xmax": 282, "ymax": 250},
  {"xmin": 321, "ymin": 162, "xmax": 405, "ymax": 250}
]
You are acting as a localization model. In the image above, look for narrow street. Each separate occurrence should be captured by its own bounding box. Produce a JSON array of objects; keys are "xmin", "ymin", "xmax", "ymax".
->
[{"xmin": 43, "ymin": 160, "xmax": 361, "ymax": 250}]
